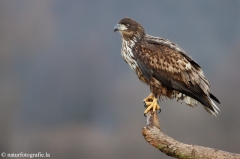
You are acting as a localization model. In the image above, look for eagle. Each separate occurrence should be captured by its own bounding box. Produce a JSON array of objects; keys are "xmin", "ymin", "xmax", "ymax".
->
[{"xmin": 114, "ymin": 17, "xmax": 220, "ymax": 116}]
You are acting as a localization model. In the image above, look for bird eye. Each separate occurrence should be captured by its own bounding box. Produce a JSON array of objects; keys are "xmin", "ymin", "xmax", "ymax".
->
[{"xmin": 125, "ymin": 24, "xmax": 129, "ymax": 27}]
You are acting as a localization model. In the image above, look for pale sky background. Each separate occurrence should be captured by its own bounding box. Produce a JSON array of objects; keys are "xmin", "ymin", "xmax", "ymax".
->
[{"xmin": 0, "ymin": 1, "xmax": 240, "ymax": 159}]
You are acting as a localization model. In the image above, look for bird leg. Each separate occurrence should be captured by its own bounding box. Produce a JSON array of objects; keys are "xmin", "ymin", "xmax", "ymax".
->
[{"xmin": 143, "ymin": 93, "xmax": 161, "ymax": 115}]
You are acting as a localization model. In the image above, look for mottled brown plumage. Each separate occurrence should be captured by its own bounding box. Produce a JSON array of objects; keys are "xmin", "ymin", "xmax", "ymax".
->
[{"xmin": 114, "ymin": 17, "xmax": 220, "ymax": 116}]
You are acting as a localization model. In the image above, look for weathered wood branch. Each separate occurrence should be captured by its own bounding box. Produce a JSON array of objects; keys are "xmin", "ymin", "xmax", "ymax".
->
[{"xmin": 142, "ymin": 111, "xmax": 240, "ymax": 159}]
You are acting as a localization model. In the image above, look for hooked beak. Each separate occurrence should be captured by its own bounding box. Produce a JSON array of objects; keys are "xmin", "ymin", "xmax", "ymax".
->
[{"xmin": 114, "ymin": 24, "xmax": 127, "ymax": 32}]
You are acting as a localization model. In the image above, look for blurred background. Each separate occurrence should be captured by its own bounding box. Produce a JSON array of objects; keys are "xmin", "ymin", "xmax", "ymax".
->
[{"xmin": 0, "ymin": 1, "xmax": 240, "ymax": 159}]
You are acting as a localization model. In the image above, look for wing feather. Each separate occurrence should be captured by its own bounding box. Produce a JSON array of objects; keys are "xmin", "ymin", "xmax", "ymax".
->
[
  {"xmin": 136, "ymin": 59, "xmax": 152, "ymax": 81},
  {"xmin": 133, "ymin": 35, "xmax": 219, "ymax": 112},
  {"xmin": 146, "ymin": 34, "xmax": 201, "ymax": 69}
]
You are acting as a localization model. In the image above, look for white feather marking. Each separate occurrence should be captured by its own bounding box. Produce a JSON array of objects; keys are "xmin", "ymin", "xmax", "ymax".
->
[
  {"xmin": 173, "ymin": 91, "xmax": 198, "ymax": 106},
  {"xmin": 205, "ymin": 99, "xmax": 219, "ymax": 117},
  {"xmin": 209, "ymin": 97, "xmax": 220, "ymax": 112},
  {"xmin": 184, "ymin": 96, "xmax": 198, "ymax": 106},
  {"xmin": 177, "ymin": 93, "xmax": 182, "ymax": 98},
  {"xmin": 121, "ymin": 39, "xmax": 138, "ymax": 71},
  {"xmin": 185, "ymin": 62, "xmax": 191, "ymax": 70}
]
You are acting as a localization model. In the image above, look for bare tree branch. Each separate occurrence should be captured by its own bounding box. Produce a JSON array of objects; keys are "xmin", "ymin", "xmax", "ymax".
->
[{"xmin": 142, "ymin": 111, "xmax": 240, "ymax": 159}]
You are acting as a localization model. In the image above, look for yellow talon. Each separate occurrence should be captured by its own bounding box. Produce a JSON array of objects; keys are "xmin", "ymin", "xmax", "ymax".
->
[{"xmin": 143, "ymin": 93, "xmax": 161, "ymax": 114}]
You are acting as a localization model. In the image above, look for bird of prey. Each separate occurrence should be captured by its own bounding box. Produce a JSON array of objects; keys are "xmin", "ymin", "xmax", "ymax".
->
[{"xmin": 114, "ymin": 17, "xmax": 220, "ymax": 116}]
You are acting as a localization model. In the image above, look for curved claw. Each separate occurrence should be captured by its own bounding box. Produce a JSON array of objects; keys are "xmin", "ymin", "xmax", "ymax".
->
[
  {"xmin": 144, "ymin": 113, "xmax": 147, "ymax": 117},
  {"xmin": 143, "ymin": 101, "xmax": 147, "ymax": 108},
  {"xmin": 156, "ymin": 108, "xmax": 161, "ymax": 114}
]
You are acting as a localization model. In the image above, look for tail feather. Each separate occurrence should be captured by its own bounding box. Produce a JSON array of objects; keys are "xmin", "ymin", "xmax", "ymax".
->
[
  {"xmin": 203, "ymin": 96, "xmax": 220, "ymax": 117},
  {"xmin": 210, "ymin": 93, "xmax": 220, "ymax": 104},
  {"xmin": 173, "ymin": 91, "xmax": 220, "ymax": 116}
]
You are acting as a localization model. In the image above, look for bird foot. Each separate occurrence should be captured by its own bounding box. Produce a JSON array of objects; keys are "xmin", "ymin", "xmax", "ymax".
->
[{"xmin": 143, "ymin": 93, "xmax": 161, "ymax": 116}]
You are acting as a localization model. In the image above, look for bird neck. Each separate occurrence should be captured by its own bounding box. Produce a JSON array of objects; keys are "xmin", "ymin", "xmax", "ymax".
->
[{"xmin": 122, "ymin": 32, "xmax": 144, "ymax": 45}]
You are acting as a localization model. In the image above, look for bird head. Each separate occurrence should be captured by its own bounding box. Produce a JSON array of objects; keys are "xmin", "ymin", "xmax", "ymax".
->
[{"xmin": 114, "ymin": 17, "xmax": 145, "ymax": 40}]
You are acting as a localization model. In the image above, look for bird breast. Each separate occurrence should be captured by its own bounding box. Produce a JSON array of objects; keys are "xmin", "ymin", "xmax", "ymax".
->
[{"xmin": 121, "ymin": 39, "xmax": 138, "ymax": 71}]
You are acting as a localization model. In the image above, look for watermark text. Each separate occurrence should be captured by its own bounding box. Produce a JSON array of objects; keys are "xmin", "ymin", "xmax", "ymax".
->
[{"xmin": 1, "ymin": 152, "xmax": 50, "ymax": 158}]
